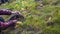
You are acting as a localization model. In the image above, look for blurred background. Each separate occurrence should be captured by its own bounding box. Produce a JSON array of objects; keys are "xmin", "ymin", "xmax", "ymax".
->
[{"xmin": 0, "ymin": 0, "xmax": 60, "ymax": 34}]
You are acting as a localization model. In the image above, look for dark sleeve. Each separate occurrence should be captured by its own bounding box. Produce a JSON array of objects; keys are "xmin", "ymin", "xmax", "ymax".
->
[
  {"xmin": 0, "ymin": 20, "xmax": 17, "ymax": 30},
  {"xmin": 0, "ymin": 10, "xmax": 12, "ymax": 15}
]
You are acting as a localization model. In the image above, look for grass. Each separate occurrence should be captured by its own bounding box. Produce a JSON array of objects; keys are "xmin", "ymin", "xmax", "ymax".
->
[{"xmin": 0, "ymin": 0, "xmax": 60, "ymax": 34}]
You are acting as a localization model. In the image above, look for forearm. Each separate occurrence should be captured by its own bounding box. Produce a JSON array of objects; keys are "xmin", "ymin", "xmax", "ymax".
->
[
  {"xmin": 0, "ymin": 10, "xmax": 12, "ymax": 15},
  {"xmin": 0, "ymin": 20, "xmax": 17, "ymax": 30},
  {"xmin": 0, "ymin": 9, "xmax": 19, "ymax": 15}
]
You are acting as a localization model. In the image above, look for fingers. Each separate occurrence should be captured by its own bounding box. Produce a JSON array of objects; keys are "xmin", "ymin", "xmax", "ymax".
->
[{"xmin": 16, "ymin": 21, "xmax": 23, "ymax": 25}]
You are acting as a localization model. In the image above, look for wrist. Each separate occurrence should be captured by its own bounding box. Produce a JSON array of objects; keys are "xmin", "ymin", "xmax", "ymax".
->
[{"xmin": 12, "ymin": 11, "xmax": 19, "ymax": 15}]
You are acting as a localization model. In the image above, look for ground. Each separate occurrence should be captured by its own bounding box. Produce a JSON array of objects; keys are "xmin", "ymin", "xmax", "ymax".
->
[{"xmin": 0, "ymin": 0, "xmax": 60, "ymax": 34}]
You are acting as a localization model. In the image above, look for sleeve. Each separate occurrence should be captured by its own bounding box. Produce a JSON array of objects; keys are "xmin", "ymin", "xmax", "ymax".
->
[
  {"xmin": 0, "ymin": 9, "xmax": 12, "ymax": 15},
  {"xmin": 0, "ymin": 20, "xmax": 17, "ymax": 30}
]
